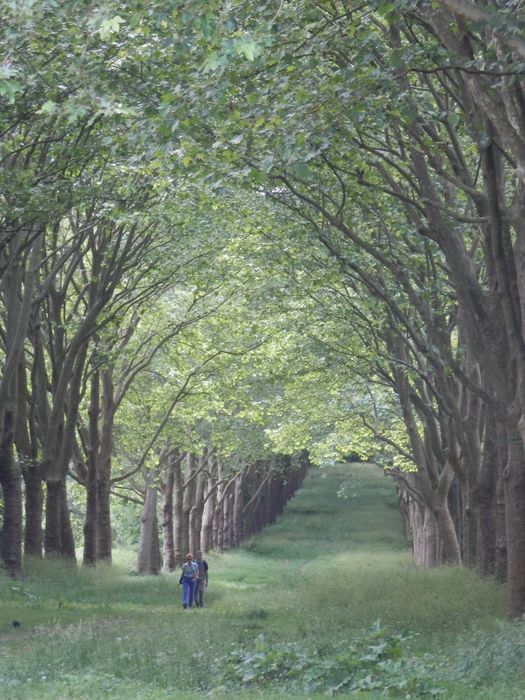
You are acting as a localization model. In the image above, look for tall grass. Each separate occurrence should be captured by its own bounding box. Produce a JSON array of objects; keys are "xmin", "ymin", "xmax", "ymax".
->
[{"xmin": 0, "ymin": 463, "xmax": 522, "ymax": 698}]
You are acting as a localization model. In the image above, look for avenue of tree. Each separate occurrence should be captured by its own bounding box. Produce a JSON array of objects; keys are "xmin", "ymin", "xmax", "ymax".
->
[{"xmin": 1, "ymin": 0, "xmax": 525, "ymax": 618}]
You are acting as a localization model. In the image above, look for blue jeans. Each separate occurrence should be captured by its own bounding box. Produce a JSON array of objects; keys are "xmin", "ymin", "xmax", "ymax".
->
[{"xmin": 182, "ymin": 577, "xmax": 195, "ymax": 607}]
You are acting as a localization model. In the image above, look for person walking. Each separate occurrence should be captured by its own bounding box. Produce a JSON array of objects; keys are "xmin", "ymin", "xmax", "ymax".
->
[
  {"xmin": 194, "ymin": 550, "xmax": 209, "ymax": 608},
  {"xmin": 180, "ymin": 553, "xmax": 198, "ymax": 609}
]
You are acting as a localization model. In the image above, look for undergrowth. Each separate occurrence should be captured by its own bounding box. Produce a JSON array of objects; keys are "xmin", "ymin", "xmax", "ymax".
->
[
  {"xmin": 217, "ymin": 621, "xmax": 445, "ymax": 696},
  {"xmin": 0, "ymin": 464, "xmax": 520, "ymax": 699}
]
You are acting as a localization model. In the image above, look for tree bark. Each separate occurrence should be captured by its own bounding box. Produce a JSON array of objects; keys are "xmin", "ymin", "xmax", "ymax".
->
[
  {"xmin": 96, "ymin": 368, "xmax": 114, "ymax": 563},
  {"xmin": 137, "ymin": 482, "xmax": 159, "ymax": 575},
  {"xmin": 44, "ymin": 480, "xmax": 63, "ymax": 556},
  {"xmin": 0, "ymin": 231, "xmax": 44, "ymax": 574},
  {"xmin": 473, "ymin": 413, "xmax": 501, "ymax": 575},
  {"xmin": 0, "ymin": 443, "xmax": 23, "ymax": 577},
  {"xmin": 200, "ymin": 479, "xmax": 216, "ymax": 553},
  {"xmin": 189, "ymin": 469, "xmax": 205, "ymax": 555},
  {"xmin": 435, "ymin": 502, "xmax": 462, "ymax": 564},
  {"xmin": 232, "ymin": 472, "xmax": 244, "ymax": 547},
  {"xmin": 83, "ymin": 370, "xmax": 100, "ymax": 566},
  {"xmin": 96, "ymin": 477, "xmax": 112, "ymax": 563},
  {"xmin": 181, "ymin": 454, "xmax": 196, "ymax": 556},
  {"xmin": 23, "ymin": 466, "xmax": 43, "ymax": 558},
  {"xmin": 15, "ymin": 358, "xmax": 43, "ymax": 558},
  {"xmin": 60, "ymin": 480, "xmax": 76, "ymax": 561},
  {"xmin": 172, "ymin": 453, "xmax": 184, "ymax": 565},
  {"xmin": 503, "ymin": 428, "xmax": 525, "ymax": 616},
  {"xmin": 161, "ymin": 458, "xmax": 175, "ymax": 572},
  {"xmin": 495, "ymin": 457, "xmax": 507, "ymax": 582},
  {"xmin": 222, "ymin": 483, "xmax": 233, "ymax": 551},
  {"xmin": 212, "ymin": 458, "xmax": 225, "ymax": 550},
  {"xmin": 412, "ymin": 500, "xmax": 440, "ymax": 567},
  {"xmin": 213, "ymin": 493, "xmax": 224, "ymax": 551}
]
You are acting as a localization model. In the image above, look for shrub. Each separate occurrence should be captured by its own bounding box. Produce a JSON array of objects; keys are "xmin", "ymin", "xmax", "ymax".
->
[
  {"xmin": 439, "ymin": 620, "xmax": 525, "ymax": 687},
  {"xmin": 218, "ymin": 621, "xmax": 445, "ymax": 696}
]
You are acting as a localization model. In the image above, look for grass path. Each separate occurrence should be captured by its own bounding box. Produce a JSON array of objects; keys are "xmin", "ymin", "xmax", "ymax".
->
[{"xmin": 1, "ymin": 463, "xmax": 523, "ymax": 698}]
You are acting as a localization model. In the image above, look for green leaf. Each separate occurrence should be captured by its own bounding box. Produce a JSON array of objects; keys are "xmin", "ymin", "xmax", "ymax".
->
[
  {"xmin": 37, "ymin": 100, "xmax": 58, "ymax": 115},
  {"xmin": 202, "ymin": 51, "xmax": 223, "ymax": 73},
  {"xmin": 96, "ymin": 15, "xmax": 125, "ymax": 40},
  {"xmin": 0, "ymin": 79, "xmax": 22, "ymax": 103},
  {"xmin": 290, "ymin": 163, "xmax": 316, "ymax": 182},
  {"xmin": 234, "ymin": 36, "xmax": 261, "ymax": 62}
]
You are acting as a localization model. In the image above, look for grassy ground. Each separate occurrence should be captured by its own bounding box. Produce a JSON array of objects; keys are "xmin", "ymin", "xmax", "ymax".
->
[{"xmin": 1, "ymin": 463, "xmax": 524, "ymax": 698}]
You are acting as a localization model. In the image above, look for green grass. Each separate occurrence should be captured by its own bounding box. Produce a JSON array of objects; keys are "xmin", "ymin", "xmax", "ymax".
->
[{"xmin": 1, "ymin": 463, "xmax": 523, "ymax": 698}]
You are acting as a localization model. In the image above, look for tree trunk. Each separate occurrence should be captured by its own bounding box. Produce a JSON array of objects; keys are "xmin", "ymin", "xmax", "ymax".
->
[
  {"xmin": 503, "ymin": 429, "xmax": 525, "ymax": 616},
  {"xmin": 495, "ymin": 459, "xmax": 508, "ymax": 582},
  {"xmin": 422, "ymin": 506, "xmax": 440, "ymax": 567},
  {"xmin": 44, "ymin": 480, "xmax": 63, "ymax": 556},
  {"xmin": 161, "ymin": 460, "xmax": 175, "ymax": 572},
  {"xmin": 474, "ymin": 415, "xmax": 500, "ymax": 575},
  {"xmin": 452, "ymin": 480, "xmax": 469, "ymax": 564},
  {"xmin": 96, "ymin": 368, "xmax": 114, "ymax": 563},
  {"xmin": 200, "ymin": 479, "xmax": 216, "ymax": 553},
  {"xmin": 23, "ymin": 466, "xmax": 43, "ymax": 558},
  {"xmin": 83, "ymin": 472, "xmax": 98, "ymax": 565},
  {"xmin": 435, "ymin": 503, "xmax": 462, "ymax": 564},
  {"xmin": 96, "ymin": 477, "xmax": 112, "ymax": 563},
  {"xmin": 213, "ymin": 500, "xmax": 224, "ymax": 551},
  {"xmin": 0, "ymin": 232, "xmax": 43, "ymax": 573},
  {"xmin": 83, "ymin": 370, "xmax": 100, "ymax": 566},
  {"xmin": 267, "ymin": 474, "xmax": 279, "ymax": 524},
  {"xmin": 412, "ymin": 500, "xmax": 440, "ymax": 567},
  {"xmin": 0, "ymin": 443, "xmax": 23, "ymax": 577},
  {"xmin": 189, "ymin": 470, "xmax": 205, "ymax": 555},
  {"xmin": 181, "ymin": 454, "xmax": 196, "ymax": 556},
  {"xmin": 232, "ymin": 472, "xmax": 244, "ymax": 547},
  {"xmin": 137, "ymin": 483, "xmax": 159, "ymax": 574},
  {"xmin": 60, "ymin": 480, "xmax": 76, "ymax": 561},
  {"xmin": 15, "ymin": 359, "xmax": 43, "ymax": 558},
  {"xmin": 172, "ymin": 454, "xmax": 184, "ymax": 565},
  {"xmin": 396, "ymin": 483, "xmax": 412, "ymax": 541},
  {"xmin": 243, "ymin": 465, "xmax": 271, "ymax": 537},
  {"xmin": 474, "ymin": 478, "xmax": 497, "ymax": 576},
  {"xmin": 212, "ymin": 458, "xmax": 224, "ymax": 550},
  {"xmin": 213, "ymin": 479, "xmax": 225, "ymax": 552},
  {"xmin": 151, "ymin": 506, "xmax": 161, "ymax": 575},
  {"xmin": 42, "ymin": 335, "xmax": 89, "ymax": 561},
  {"xmin": 222, "ymin": 484, "xmax": 232, "ymax": 551}
]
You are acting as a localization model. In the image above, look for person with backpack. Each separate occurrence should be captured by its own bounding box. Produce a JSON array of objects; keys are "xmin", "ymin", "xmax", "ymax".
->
[
  {"xmin": 194, "ymin": 550, "xmax": 209, "ymax": 608},
  {"xmin": 180, "ymin": 553, "xmax": 198, "ymax": 609}
]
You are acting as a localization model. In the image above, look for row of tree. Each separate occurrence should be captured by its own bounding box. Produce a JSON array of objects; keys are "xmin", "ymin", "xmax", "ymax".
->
[
  {"xmin": 186, "ymin": 0, "xmax": 525, "ymax": 615},
  {"xmin": 0, "ymin": 2, "xmax": 315, "ymax": 578},
  {"xmin": 138, "ymin": 451, "xmax": 309, "ymax": 574}
]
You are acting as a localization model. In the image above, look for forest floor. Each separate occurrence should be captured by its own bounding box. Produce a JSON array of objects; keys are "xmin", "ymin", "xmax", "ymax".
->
[{"xmin": 1, "ymin": 463, "xmax": 525, "ymax": 699}]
